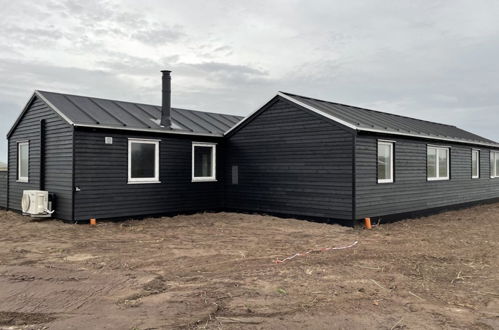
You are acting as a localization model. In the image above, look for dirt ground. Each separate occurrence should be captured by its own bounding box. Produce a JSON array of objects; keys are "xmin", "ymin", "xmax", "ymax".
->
[{"xmin": 0, "ymin": 204, "xmax": 498, "ymax": 330}]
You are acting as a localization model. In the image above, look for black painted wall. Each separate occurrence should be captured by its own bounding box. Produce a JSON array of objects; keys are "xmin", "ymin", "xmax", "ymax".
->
[
  {"xmin": 7, "ymin": 97, "xmax": 73, "ymax": 219},
  {"xmin": 225, "ymin": 97, "xmax": 355, "ymax": 220},
  {"xmin": 5, "ymin": 93, "xmax": 499, "ymax": 223},
  {"xmin": 73, "ymin": 128, "xmax": 224, "ymax": 221},
  {"xmin": 0, "ymin": 171, "xmax": 6, "ymax": 208},
  {"xmin": 355, "ymin": 133, "xmax": 499, "ymax": 219}
]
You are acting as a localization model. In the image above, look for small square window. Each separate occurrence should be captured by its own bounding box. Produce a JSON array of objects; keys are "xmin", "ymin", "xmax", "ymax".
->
[
  {"xmin": 427, "ymin": 146, "xmax": 449, "ymax": 181},
  {"xmin": 128, "ymin": 139, "xmax": 160, "ymax": 184},
  {"xmin": 192, "ymin": 143, "xmax": 216, "ymax": 182}
]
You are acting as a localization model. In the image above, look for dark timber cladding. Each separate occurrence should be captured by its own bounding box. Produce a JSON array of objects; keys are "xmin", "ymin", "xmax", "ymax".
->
[
  {"xmin": 4, "ymin": 83, "xmax": 499, "ymax": 223},
  {"xmin": 355, "ymin": 134, "xmax": 499, "ymax": 219},
  {"xmin": 225, "ymin": 97, "xmax": 354, "ymax": 220},
  {"xmin": 7, "ymin": 96, "xmax": 73, "ymax": 220},
  {"xmin": 0, "ymin": 171, "xmax": 7, "ymax": 208},
  {"xmin": 73, "ymin": 127, "xmax": 224, "ymax": 221}
]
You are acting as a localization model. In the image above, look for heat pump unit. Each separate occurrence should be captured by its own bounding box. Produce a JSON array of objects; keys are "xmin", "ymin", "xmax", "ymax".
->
[{"xmin": 22, "ymin": 190, "xmax": 54, "ymax": 218}]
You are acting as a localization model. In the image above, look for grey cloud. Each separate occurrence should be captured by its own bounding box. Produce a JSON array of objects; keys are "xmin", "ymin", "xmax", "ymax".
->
[
  {"xmin": 1, "ymin": 0, "xmax": 499, "ymax": 162},
  {"xmin": 177, "ymin": 62, "xmax": 269, "ymax": 85},
  {"xmin": 94, "ymin": 53, "xmax": 180, "ymax": 80},
  {"xmin": 0, "ymin": 25, "xmax": 65, "ymax": 48},
  {"xmin": 131, "ymin": 25, "xmax": 185, "ymax": 45}
]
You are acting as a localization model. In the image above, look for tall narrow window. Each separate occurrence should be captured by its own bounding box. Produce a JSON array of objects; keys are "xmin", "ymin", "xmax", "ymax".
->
[
  {"xmin": 18, "ymin": 141, "xmax": 29, "ymax": 182},
  {"xmin": 377, "ymin": 141, "xmax": 394, "ymax": 183},
  {"xmin": 427, "ymin": 146, "xmax": 449, "ymax": 181},
  {"xmin": 192, "ymin": 142, "xmax": 216, "ymax": 182},
  {"xmin": 128, "ymin": 139, "xmax": 160, "ymax": 183},
  {"xmin": 491, "ymin": 151, "xmax": 499, "ymax": 178},
  {"xmin": 472, "ymin": 149, "xmax": 480, "ymax": 179}
]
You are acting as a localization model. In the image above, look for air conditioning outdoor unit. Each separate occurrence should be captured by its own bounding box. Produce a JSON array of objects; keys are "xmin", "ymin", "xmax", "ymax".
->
[{"xmin": 22, "ymin": 190, "xmax": 55, "ymax": 218}]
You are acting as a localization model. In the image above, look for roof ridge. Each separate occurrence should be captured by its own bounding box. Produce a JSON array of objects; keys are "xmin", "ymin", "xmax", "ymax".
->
[
  {"xmin": 36, "ymin": 90, "xmax": 242, "ymax": 119},
  {"xmin": 279, "ymin": 91, "xmax": 457, "ymax": 128}
]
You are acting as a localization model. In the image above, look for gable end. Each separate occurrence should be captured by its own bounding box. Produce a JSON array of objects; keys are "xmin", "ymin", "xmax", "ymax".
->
[
  {"xmin": 225, "ymin": 93, "xmax": 357, "ymax": 138},
  {"xmin": 7, "ymin": 91, "xmax": 74, "ymax": 139}
]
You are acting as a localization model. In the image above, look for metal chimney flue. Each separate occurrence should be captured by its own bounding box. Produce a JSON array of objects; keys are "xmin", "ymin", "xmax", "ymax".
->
[{"xmin": 160, "ymin": 70, "xmax": 171, "ymax": 128}]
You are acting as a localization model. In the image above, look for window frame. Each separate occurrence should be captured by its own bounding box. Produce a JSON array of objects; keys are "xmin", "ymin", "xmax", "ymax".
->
[
  {"xmin": 192, "ymin": 142, "xmax": 217, "ymax": 182},
  {"xmin": 491, "ymin": 151, "xmax": 499, "ymax": 178},
  {"xmin": 17, "ymin": 141, "xmax": 29, "ymax": 183},
  {"xmin": 377, "ymin": 140, "xmax": 394, "ymax": 184},
  {"xmin": 427, "ymin": 146, "xmax": 450, "ymax": 181},
  {"xmin": 127, "ymin": 138, "xmax": 160, "ymax": 184},
  {"xmin": 472, "ymin": 149, "xmax": 480, "ymax": 179}
]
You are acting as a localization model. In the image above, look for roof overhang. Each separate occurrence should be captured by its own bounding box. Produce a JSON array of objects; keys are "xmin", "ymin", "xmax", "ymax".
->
[{"xmin": 73, "ymin": 123, "xmax": 224, "ymax": 137}]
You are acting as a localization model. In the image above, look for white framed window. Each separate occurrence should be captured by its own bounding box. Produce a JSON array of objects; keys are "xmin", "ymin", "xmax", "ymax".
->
[
  {"xmin": 128, "ymin": 138, "xmax": 160, "ymax": 184},
  {"xmin": 377, "ymin": 141, "xmax": 394, "ymax": 183},
  {"xmin": 192, "ymin": 142, "xmax": 217, "ymax": 182},
  {"xmin": 427, "ymin": 146, "xmax": 450, "ymax": 181},
  {"xmin": 17, "ymin": 141, "xmax": 29, "ymax": 182},
  {"xmin": 472, "ymin": 149, "xmax": 480, "ymax": 179},
  {"xmin": 490, "ymin": 151, "xmax": 499, "ymax": 178}
]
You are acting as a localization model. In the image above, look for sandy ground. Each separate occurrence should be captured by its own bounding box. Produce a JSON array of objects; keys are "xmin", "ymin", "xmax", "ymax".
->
[{"xmin": 0, "ymin": 204, "xmax": 498, "ymax": 330}]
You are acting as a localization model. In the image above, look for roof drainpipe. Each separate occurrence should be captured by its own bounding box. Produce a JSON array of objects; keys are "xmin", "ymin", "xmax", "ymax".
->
[{"xmin": 160, "ymin": 70, "xmax": 172, "ymax": 128}]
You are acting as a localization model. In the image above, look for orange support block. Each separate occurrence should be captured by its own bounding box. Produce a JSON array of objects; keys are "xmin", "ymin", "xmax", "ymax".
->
[{"xmin": 364, "ymin": 217, "xmax": 372, "ymax": 229}]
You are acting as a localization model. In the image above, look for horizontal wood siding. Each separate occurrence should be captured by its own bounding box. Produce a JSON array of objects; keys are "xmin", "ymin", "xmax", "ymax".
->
[
  {"xmin": 0, "ymin": 171, "xmax": 6, "ymax": 208},
  {"xmin": 225, "ymin": 98, "xmax": 354, "ymax": 220},
  {"xmin": 74, "ymin": 129, "xmax": 224, "ymax": 220},
  {"xmin": 7, "ymin": 97, "xmax": 73, "ymax": 219},
  {"xmin": 355, "ymin": 134, "xmax": 499, "ymax": 218}
]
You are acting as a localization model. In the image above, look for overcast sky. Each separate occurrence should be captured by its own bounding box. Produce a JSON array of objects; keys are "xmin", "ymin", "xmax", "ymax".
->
[{"xmin": 1, "ymin": 0, "xmax": 499, "ymax": 163}]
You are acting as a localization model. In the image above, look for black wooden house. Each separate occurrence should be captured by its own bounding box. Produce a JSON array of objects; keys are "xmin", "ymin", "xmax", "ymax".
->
[
  {"xmin": 4, "ymin": 71, "xmax": 499, "ymax": 223},
  {"xmin": 225, "ymin": 92, "xmax": 499, "ymax": 222}
]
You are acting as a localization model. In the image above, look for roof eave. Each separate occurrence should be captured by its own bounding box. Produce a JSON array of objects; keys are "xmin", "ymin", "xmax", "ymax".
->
[
  {"xmin": 73, "ymin": 123, "xmax": 224, "ymax": 138},
  {"xmin": 356, "ymin": 127, "xmax": 499, "ymax": 148}
]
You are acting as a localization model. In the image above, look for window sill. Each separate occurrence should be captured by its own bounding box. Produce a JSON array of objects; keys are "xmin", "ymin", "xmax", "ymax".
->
[
  {"xmin": 127, "ymin": 180, "xmax": 162, "ymax": 184},
  {"xmin": 192, "ymin": 178, "xmax": 218, "ymax": 183},
  {"xmin": 427, "ymin": 178, "xmax": 449, "ymax": 181},
  {"xmin": 377, "ymin": 180, "xmax": 393, "ymax": 184},
  {"xmin": 16, "ymin": 180, "xmax": 29, "ymax": 183}
]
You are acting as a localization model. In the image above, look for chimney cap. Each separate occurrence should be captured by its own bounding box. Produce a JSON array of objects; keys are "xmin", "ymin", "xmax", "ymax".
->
[{"xmin": 161, "ymin": 70, "xmax": 171, "ymax": 74}]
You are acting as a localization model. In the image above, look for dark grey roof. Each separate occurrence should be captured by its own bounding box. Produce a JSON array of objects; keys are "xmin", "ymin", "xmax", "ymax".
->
[
  {"xmin": 36, "ymin": 90, "xmax": 244, "ymax": 136},
  {"xmin": 275, "ymin": 92, "xmax": 499, "ymax": 147}
]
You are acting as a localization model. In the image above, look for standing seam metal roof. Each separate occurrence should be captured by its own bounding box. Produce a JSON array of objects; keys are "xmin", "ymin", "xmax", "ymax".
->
[
  {"xmin": 276, "ymin": 92, "xmax": 499, "ymax": 147},
  {"xmin": 36, "ymin": 90, "xmax": 244, "ymax": 136}
]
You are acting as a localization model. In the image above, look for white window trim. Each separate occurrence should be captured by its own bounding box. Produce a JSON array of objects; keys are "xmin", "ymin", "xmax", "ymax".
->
[
  {"xmin": 17, "ymin": 141, "xmax": 29, "ymax": 183},
  {"xmin": 127, "ymin": 138, "xmax": 160, "ymax": 184},
  {"xmin": 377, "ymin": 141, "xmax": 394, "ymax": 184},
  {"xmin": 427, "ymin": 146, "xmax": 450, "ymax": 181},
  {"xmin": 491, "ymin": 151, "xmax": 499, "ymax": 178},
  {"xmin": 472, "ymin": 149, "xmax": 480, "ymax": 179},
  {"xmin": 192, "ymin": 142, "xmax": 217, "ymax": 182}
]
